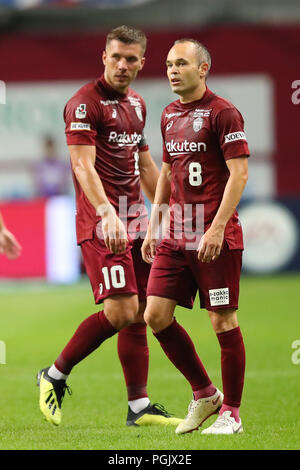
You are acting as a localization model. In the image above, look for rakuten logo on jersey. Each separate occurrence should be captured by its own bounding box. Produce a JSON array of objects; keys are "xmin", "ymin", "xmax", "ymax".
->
[
  {"xmin": 224, "ymin": 131, "xmax": 247, "ymax": 144},
  {"xmin": 108, "ymin": 131, "xmax": 142, "ymax": 147},
  {"xmin": 166, "ymin": 139, "xmax": 207, "ymax": 155}
]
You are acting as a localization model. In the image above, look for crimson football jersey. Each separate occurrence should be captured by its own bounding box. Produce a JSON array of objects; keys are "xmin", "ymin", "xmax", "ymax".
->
[
  {"xmin": 64, "ymin": 75, "xmax": 149, "ymax": 244},
  {"xmin": 161, "ymin": 87, "xmax": 250, "ymax": 249}
]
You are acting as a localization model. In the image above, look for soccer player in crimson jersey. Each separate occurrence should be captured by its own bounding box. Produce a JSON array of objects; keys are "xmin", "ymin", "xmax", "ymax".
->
[
  {"xmin": 37, "ymin": 26, "xmax": 181, "ymax": 428},
  {"xmin": 142, "ymin": 39, "xmax": 249, "ymax": 435}
]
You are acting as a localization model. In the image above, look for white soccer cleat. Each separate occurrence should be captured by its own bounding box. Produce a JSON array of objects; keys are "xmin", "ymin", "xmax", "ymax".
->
[
  {"xmin": 175, "ymin": 388, "xmax": 223, "ymax": 435},
  {"xmin": 201, "ymin": 410, "xmax": 243, "ymax": 435}
]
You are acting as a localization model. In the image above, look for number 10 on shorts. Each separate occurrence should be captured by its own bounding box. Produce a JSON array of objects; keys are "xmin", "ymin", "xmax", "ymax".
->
[{"xmin": 99, "ymin": 265, "xmax": 126, "ymax": 294}]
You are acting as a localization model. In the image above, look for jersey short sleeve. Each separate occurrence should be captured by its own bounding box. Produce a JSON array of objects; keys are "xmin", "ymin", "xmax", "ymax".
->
[
  {"xmin": 161, "ymin": 112, "xmax": 170, "ymax": 163},
  {"xmin": 216, "ymin": 107, "xmax": 250, "ymax": 160},
  {"xmin": 137, "ymin": 97, "xmax": 149, "ymax": 152},
  {"xmin": 64, "ymin": 95, "xmax": 100, "ymax": 146},
  {"xmin": 138, "ymin": 131, "xmax": 149, "ymax": 152}
]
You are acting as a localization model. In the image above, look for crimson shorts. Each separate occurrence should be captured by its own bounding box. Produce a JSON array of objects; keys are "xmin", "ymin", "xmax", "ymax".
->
[
  {"xmin": 81, "ymin": 233, "xmax": 150, "ymax": 304},
  {"xmin": 147, "ymin": 238, "xmax": 242, "ymax": 311}
]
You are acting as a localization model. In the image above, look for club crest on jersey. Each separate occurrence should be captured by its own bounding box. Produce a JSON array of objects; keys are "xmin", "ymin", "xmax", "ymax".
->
[
  {"xmin": 192, "ymin": 109, "xmax": 212, "ymax": 132},
  {"xmin": 75, "ymin": 104, "xmax": 87, "ymax": 119},
  {"xmin": 135, "ymin": 106, "xmax": 143, "ymax": 122},
  {"xmin": 193, "ymin": 116, "xmax": 203, "ymax": 132}
]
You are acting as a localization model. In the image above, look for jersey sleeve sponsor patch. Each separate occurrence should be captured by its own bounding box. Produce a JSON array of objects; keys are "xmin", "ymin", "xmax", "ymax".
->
[
  {"xmin": 75, "ymin": 103, "xmax": 87, "ymax": 119},
  {"xmin": 217, "ymin": 107, "xmax": 250, "ymax": 160},
  {"xmin": 70, "ymin": 122, "xmax": 91, "ymax": 131},
  {"xmin": 64, "ymin": 95, "xmax": 100, "ymax": 146},
  {"xmin": 224, "ymin": 131, "xmax": 247, "ymax": 144}
]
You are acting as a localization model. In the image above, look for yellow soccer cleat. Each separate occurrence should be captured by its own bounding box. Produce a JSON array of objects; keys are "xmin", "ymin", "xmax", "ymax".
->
[
  {"xmin": 126, "ymin": 402, "xmax": 183, "ymax": 427},
  {"xmin": 37, "ymin": 367, "xmax": 71, "ymax": 426}
]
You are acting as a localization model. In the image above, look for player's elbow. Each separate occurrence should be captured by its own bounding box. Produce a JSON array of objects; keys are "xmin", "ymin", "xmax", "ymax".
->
[
  {"xmin": 72, "ymin": 159, "xmax": 91, "ymax": 178},
  {"xmin": 241, "ymin": 169, "xmax": 248, "ymax": 186}
]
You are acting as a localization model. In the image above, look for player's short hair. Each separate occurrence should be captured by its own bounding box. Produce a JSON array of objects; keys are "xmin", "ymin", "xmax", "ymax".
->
[
  {"xmin": 106, "ymin": 25, "xmax": 147, "ymax": 56},
  {"xmin": 174, "ymin": 38, "xmax": 211, "ymax": 72}
]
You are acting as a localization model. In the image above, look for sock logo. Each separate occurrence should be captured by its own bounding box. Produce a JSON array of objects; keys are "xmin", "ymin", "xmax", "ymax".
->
[{"xmin": 209, "ymin": 288, "xmax": 229, "ymax": 306}]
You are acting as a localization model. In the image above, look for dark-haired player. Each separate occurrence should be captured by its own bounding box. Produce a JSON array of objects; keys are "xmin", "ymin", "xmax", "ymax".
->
[
  {"xmin": 37, "ymin": 26, "xmax": 181, "ymax": 428},
  {"xmin": 142, "ymin": 39, "xmax": 249, "ymax": 435}
]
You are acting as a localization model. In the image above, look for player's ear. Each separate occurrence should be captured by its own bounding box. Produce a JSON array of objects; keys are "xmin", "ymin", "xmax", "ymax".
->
[
  {"xmin": 102, "ymin": 50, "xmax": 107, "ymax": 66},
  {"xmin": 199, "ymin": 62, "xmax": 209, "ymax": 78},
  {"xmin": 139, "ymin": 57, "xmax": 146, "ymax": 71}
]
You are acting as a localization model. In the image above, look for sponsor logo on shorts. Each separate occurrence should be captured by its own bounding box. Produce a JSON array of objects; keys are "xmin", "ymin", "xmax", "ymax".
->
[
  {"xmin": 75, "ymin": 104, "xmax": 87, "ymax": 119},
  {"xmin": 224, "ymin": 131, "xmax": 246, "ymax": 144},
  {"xmin": 209, "ymin": 288, "xmax": 229, "ymax": 306},
  {"xmin": 70, "ymin": 122, "xmax": 91, "ymax": 131}
]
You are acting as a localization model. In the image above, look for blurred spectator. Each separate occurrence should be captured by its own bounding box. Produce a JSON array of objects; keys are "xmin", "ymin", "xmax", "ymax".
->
[{"xmin": 34, "ymin": 136, "xmax": 70, "ymax": 198}]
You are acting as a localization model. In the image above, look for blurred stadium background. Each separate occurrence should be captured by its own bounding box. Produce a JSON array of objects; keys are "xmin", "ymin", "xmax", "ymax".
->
[
  {"xmin": 0, "ymin": 0, "xmax": 300, "ymax": 280},
  {"xmin": 0, "ymin": 0, "xmax": 299, "ymax": 450}
]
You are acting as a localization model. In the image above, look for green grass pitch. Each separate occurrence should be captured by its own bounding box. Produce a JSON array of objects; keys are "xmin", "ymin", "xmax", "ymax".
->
[{"xmin": 0, "ymin": 274, "xmax": 299, "ymax": 450}]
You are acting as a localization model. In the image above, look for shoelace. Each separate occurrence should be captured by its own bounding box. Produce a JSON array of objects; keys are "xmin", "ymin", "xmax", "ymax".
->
[
  {"xmin": 50, "ymin": 383, "xmax": 72, "ymax": 406},
  {"xmin": 185, "ymin": 400, "xmax": 198, "ymax": 418},
  {"xmin": 212, "ymin": 412, "xmax": 235, "ymax": 428},
  {"xmin": 151, "ymin": 403, "xmax": 172, "ymax": 417}
]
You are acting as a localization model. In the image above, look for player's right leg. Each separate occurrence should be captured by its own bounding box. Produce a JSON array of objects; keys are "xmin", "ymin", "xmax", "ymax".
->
[{"xmin": 37, "ymin": 294, "xmax": 138, "ymax": 425}]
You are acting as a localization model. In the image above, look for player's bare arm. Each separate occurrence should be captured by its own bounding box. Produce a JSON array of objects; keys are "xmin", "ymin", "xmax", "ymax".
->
[
  {"xmin": 138, "ymin": 150, "xmax": 160, "ymax": 203},
  {"xmin": 198, "ymin": 156, "xmax": 248, "ymax": 263},
  {"xmin": 69, "ymin": 144, "xmax": 128, "ymax": 254},
  {"xmin": 141, "ymin": 162, "xmax": 171, "ymax": 263},
  {"xmin": 0, "ymin": 211, "xmax": 22, "ymax": 259}
]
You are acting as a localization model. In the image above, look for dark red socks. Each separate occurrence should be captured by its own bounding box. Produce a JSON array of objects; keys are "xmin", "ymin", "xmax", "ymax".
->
[
  {"xmin": 217, "ymin": 326, "xmax": 245, "ymax": 421},
  {"xmin": 154, "ymin": 319, "xmax": 213, "ymax": 392},
  {"xmin": 55, "ymin": 310, "xmax": 117, "ymax": 375},
  {"xmin": 117, "ymin": 323, "xmax": 149, "ymax": 400}
]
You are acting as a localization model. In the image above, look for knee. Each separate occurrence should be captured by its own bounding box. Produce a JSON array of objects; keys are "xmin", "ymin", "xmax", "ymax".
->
[
  {"xmin": 208, "ymin": 308, "xmax": 238, "ymax": 334},
  {"xmin": 105, "ymin": 297, "xmax": 139, "ymax": 330},
  {"xmin": 144, "ymin": 307, "xmax": 167, "ymax": 332}
]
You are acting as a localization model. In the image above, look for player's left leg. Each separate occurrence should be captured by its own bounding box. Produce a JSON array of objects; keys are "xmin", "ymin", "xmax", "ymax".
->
[
  {"xmin": 117, "ymin": 237, "xmax": 182, "ymax": 427},
  {"xmin": 201, "ymin": 309, "xmax": 245, "ymax": 435},
  {"xmin": 117, "ymin": 302, "xmax": 149, "ymax": 421}
]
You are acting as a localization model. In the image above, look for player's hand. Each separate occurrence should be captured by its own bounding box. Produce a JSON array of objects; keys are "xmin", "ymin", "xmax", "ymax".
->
[
  {"xmin": 197, "ymin": 226, "xmax": 224, "ymax": 263},
  {"xmin": 101, "ymin": 211, "xmax": 128, "ymax": 254},
  {"xmin": 141, "ymin": 235, "xmax": 157, "ymax": 264},
  {"xmin": 0, "ymin": 228, "xmax": 22, "ymax": 259}
]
